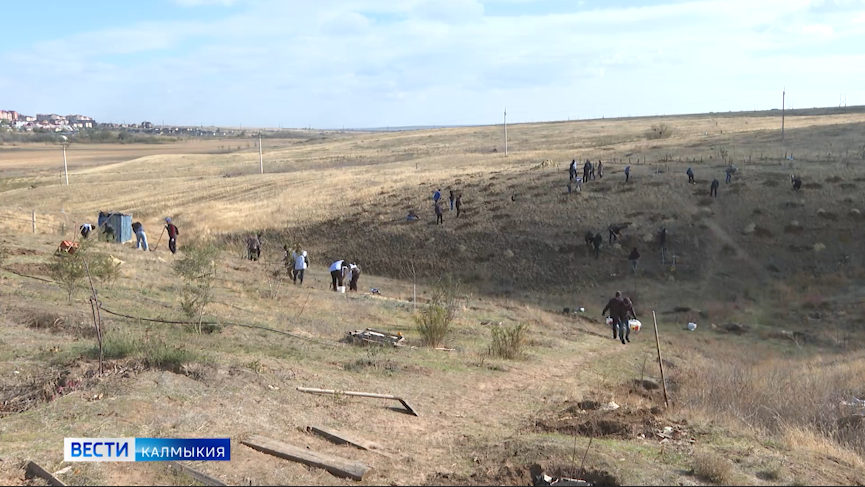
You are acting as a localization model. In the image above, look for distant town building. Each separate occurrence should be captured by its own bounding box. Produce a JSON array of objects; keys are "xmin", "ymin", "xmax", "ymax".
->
[
  {"xmin": 141, "ymin": 121, "xmax": 153, "ymax": 129},
  {"xmin": 0, "ymin": 110, "xmax": 19, "ymax": 121}
]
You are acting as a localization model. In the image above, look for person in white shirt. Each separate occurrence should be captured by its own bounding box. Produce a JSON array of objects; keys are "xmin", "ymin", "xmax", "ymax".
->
[
  {"xmin": 329, "ymin": 259, "xmax": 346, "ymax": 291},
  {"xmin": 291, "ymin": 244, "xmax": 308, "ymax": 285},
  {"xmin": 80, "ymin": 223, "xmax": 93, "ymax": 239},
  {"xmin": 348, "ymin": 263, "xmax": 361, "ymax": 292}
]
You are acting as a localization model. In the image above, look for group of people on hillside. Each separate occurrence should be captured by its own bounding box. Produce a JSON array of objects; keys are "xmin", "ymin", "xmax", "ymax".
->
[
  {"xmin": 429, "ymin": 188, "xmax": 463, "ymax": 224},
  {"xmin": 277, "ymin": 244, "xmax": 362, "ymax": 293},
  {"xmin": 685, "ymin": 165, "xmax": 738, "ymax": 198},
  {"xmin": 79, "ymin": 217, "xmax": 179, "ymax": 254}
]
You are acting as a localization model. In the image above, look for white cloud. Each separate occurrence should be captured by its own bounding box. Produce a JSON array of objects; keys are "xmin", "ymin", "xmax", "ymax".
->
[{"xmin": 3, "ymin": 0, "xmax": 864, "ymax": 127}]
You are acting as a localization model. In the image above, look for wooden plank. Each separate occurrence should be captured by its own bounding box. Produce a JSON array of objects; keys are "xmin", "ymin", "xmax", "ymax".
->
[
  {"xmin": 241, "ymin": 435, "xmax": 371, "ymax": 481},
  {"xmin": 25, "ymin": 461, "xmax": 66, "ymax": 487},
  {"xmin": 166, "ymin": 461, "xmax": 227, "ymax": 486},
  {"xmin": 307, "ymin": 425, "xmax": 394, "ymax": 459}
]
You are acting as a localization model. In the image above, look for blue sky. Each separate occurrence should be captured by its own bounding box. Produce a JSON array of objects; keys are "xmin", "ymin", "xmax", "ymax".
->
[{"xmin": 1, "ymin": 0, "xmax": 864, "ymax": 128}]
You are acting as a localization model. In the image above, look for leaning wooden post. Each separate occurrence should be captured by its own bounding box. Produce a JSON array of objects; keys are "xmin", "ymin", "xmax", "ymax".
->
[
  {"xmin": 652, "ymin": 311, "xmax": 670, "ymax": 408},
  {"xmin": 32, "ymin": 210, "xmax": 36, "ymax": 233}
]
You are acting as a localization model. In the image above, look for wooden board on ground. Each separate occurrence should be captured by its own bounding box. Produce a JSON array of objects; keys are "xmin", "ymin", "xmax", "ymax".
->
[
  {"xmin": 241, "ymin": 435, "xmax": 372, "ymax": 481},
  {"xmin": 25, "ymin": 461, "xmax": 66, "ymax": 487},
  {"xmin": 307, "ymin": 425, "xmax": 395, "ymax": 459},
  {"xmin": 166, "ymin": 461, "xmax": 227, "ymax": 486}
]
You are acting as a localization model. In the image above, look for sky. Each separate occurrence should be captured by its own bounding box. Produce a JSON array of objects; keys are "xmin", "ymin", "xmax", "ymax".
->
[{"xmin": 2, "ymin": 0, "xmax": 864, "ymax": 128}]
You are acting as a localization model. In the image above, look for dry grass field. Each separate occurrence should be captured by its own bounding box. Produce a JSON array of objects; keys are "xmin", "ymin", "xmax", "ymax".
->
[{"xmin": 2, "ymin": 108, "xmax": 865, "ymax": 485}]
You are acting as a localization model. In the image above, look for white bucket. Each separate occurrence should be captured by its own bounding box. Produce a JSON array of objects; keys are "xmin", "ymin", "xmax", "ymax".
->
[
  {"xmin": 605, "ymin": 317, "xmax": 614, "ymax": 326},
  {"xmin": 687, "ymin": 322, "xmax": 697, "ymax": 331},
  {"xmin": 337, "ymin": 286, "xmax": 346, "ymax": 293},
  {"xmin": 629, "ymin": 319, "xmax": 642, "ymax": 332}
]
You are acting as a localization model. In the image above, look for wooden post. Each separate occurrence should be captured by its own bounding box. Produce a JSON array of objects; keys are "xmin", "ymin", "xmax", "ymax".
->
[
  {"xmin": 32, "ymin": 210, "xmax": 36, "ymax": 233},
  {"xmin": 652, "ymin": 311, "xmax": 670, "ymax": 408},
  {"xmin": 504, "ymin": 107, "xmax": 508, "ymax": 157},
  {"xmin": 258, "ymin": 132, "xmax": 263, "ymax": 174},
  {"xmin": 63, "ymin": 145, "xmax": 69, "ymax": 185},
  {"xmin": 781, "ymin": 88, "xmax": 786, "ymax": 141}
]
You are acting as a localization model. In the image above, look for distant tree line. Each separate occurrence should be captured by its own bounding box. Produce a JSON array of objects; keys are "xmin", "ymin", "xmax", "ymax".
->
[{"xmin": 0, "ymin": 128, "xmax": 178, "ymax": 145}]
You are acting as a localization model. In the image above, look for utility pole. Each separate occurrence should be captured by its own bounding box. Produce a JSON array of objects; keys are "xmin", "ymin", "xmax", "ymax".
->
[
  {"xmin": 63, "ymin": 144, "xmax": 69, "ymax": 185},
  {"xmin": 258, "ymin": 131, "xmax": 263, "ymax": 174},
  {"xmin": 504, "ymin": 107, "xmax": 508, "ymax": 157},
  {"xmin": 781, "ymin": 88, "xmax": 785, "ymax": 142}
]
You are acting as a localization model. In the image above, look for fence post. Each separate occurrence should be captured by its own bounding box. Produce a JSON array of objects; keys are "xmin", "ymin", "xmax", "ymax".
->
[
  {"xmin": 652, "ymin": 311, "xmax": 670, "ymax": 409},
  {"xmin": 32, "ymin": 211, "xmax": 36, "ymax": 233}
]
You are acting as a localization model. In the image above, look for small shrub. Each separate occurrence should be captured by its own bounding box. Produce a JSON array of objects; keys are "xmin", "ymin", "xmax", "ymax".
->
[
  {"xmin": 414, "ymin": 274, "xmax": 464, "ymax": 348},
  {"xmin": 88, "ymin": 332, "xmax": 138, "ymax": 360},
  {"xmin": 88, "ymin": 253, "xmax": 122, "ymax": 288},
  {"xmin": 173, "ymin": 243, "xmax": 219, "ymax": 333},
  {"xmin": 141, "ymin": 339, "xmax": 200, "ymax": 373},
  {"xmin": 647, "ymin": 123, "xmax": 674, "ymax": 140},
  {"xmin": 691, "ymin": 451, "xmax": 733, "ymax": 484},
  {"xmin": 415, "ymin": 302, "xmax": 451, "ymax": 348},
  {"xmin": 489, "ymin": 322, "xmax": 529, "ymax": 360},
  {"xmin": 89, "ymin": 332, "xmax": 201, "ymax": 372},
  {"xmin": 49, "ymin": 251, "xmax": 88, "ymax": 301}
]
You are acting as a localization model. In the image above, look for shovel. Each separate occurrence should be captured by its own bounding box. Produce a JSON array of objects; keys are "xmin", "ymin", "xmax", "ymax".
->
[
  {"xmin": 150, "ymin": 227, "xmax": 165, "ymax": 252},
  {"xmin": 296, "ymin": 387, "xmax": 419, "ymax": 416}
]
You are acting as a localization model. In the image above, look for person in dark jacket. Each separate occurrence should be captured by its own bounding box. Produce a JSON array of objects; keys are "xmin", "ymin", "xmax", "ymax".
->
[
  {"xmin": 132, "ymin": 221, "xmax": 148, "ymax": 251},
  {"xmin": 455, "ymin": 195, "xmax": 463, "ymax": 218},
  {"xmin": 569, "ymin": 160, "xmax": 577, "ymax": 181},
  {"xmin": 609, "ymin": 224, "xmax": 623, "ymax": 245},
  {"xmin": 435, "ymin": 201, "xmax": 443, "ymax": 225},
  {"xmin": 687, "ymin": 167, "xmax": 695, "ymax": 184},
  {"xmin": 658, "ymin": 226, "xmax": 668, "ymax": 261},
  {"xmin": 791, "ymin": 175, "xmax": 802, "ymax": 191},
  {"xmin": 348, "ymin": 263, "xmax": 361, "ymax": 292},
  {"xmin": 449, "ymin": 190, "xmax": 455, "ymax": 211},
  {"xmin": 101, "ymin": 222, "xmax": 115, "ymax": 242},
  {"xmin": 725, "ymin": 165, "xmax": 737, "ymax": 184},
  {"xmin": 597, "ymin": 160, "xmax": 603, "ymax": 179},
  {"xmin": 602, "ymin": 291, "xmax": 625, "ymax": 340},
  {"xmin": 624, "ymin": 165, "xmax": 631, "ymax": 182},
  {"xmin": 165, "ymin": 218, "xmax": 179, "ymax": 254},
  {"xmin": 710, "ymin": 178, "xmax": 719, "ymax": 198},
  {"xmin": 592, "ymin": 233, "xmax": 603, "ymax": 259},
  {"xmin": 584, "ymin": 231, "xmax": 595, "ymax": 249},
  {"xmin": 620, "ymin": 297, "xmax": 638, "ymax": 343},
  {"xmin": 583, "ymin": 160, "xmax": 591, "ymax": 181},
  {"xmin": 588, "ymin": 161, "xmax": 595, "ymax": 180},
  {"xmin": 629, "ymin": 247, "xmax": 641, "ymax": 274},
  {"xmin": 246, "ymin": 233, "xmax": 262, "ymax": 261}
]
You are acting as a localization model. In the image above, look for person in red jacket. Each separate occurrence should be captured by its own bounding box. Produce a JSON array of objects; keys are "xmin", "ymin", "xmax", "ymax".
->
[{"xmin": 165, "ymin": 218, "xmax": 180, "ymax": 254}]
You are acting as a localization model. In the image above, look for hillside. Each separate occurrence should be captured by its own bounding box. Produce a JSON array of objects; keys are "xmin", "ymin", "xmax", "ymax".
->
[{"xmin": 1, "ymin": 108, "xmax": 865, "ymax": 485}]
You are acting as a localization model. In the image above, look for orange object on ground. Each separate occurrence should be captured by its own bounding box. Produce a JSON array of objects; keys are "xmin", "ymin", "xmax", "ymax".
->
[{"xmin": 58, "ymin": 241, "xmax": 79, "ymax": 254}]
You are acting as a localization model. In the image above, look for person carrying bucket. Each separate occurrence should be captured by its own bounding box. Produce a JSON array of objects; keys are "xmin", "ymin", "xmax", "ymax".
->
[{"xmin": 329, "ymin": 259, "xmax": 346, "ymax": 291}]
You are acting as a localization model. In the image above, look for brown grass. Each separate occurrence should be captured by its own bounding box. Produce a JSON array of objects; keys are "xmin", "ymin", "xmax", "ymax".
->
[{"xmin": 678, "ymin": 346, "xmax": 865, "ymax": 460}]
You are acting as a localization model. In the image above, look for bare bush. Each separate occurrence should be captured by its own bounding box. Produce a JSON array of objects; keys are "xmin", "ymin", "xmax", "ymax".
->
[
  {"xmin": 691, "ymin": 450, "xmax": 733, "ymax": 484},
  {"xmin": 415, "ymin": 274, "xmax": 464, "ymax": 348},
  {"xmin": 489, "ymin": 322, "xmax": 529, "ymax": 360},
  {"xmin": 647, "ymin": 123, "xmax": 674, "ymax": 140}
]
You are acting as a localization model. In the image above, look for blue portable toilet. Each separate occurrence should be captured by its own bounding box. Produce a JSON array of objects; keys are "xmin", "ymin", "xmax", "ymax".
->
[{"xmin": 96, "ymin": 211, "xmax": 133, "ymax": 243}]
